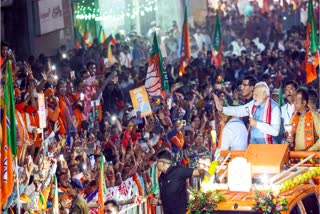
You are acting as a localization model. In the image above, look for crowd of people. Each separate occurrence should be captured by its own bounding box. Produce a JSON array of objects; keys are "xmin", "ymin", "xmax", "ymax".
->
[{"xmin": 0, "ymin": 0, "xmax": 319, "ymax": 213}]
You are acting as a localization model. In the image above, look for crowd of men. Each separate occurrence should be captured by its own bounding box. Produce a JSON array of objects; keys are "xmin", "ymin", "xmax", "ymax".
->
[{"xmin": 0, "ymin": 0, "xmax": 319, "ymax": 213}]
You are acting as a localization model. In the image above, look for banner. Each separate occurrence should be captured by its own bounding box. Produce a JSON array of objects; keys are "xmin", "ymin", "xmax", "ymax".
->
[
  {"xmin": 130, "ymin": 86, "xmax": 152, "ymax": 117},
  {"xmin": 38, "ymin": 0, "xmax": 64, "ymax": 35},
  {"xmin": 38, "ymin": 93, "xmax": 46, "ymax": 128}
]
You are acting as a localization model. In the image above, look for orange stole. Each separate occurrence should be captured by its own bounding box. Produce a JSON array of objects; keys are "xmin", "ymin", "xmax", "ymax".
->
[
  {"xmin": 292, "ymin": 111, "xmax": 314, "ymax": 149},
  {"xmin": 57, "ymin": 95, "xmax": 72, "ymax": 135},
  {"xmin": 15, "ymin": 110, "xmax": 28, "ymax": 156},
  {"xmin": 27, "ymin": 112, "xmax": 41, "ymax": 147},
  {"xmin": 73, "ymin": 108, "xmax": 83, "ymax": 131},
  {"xmin": 66, "ymin": 93, "xmax": 77, "ymax": 106}
]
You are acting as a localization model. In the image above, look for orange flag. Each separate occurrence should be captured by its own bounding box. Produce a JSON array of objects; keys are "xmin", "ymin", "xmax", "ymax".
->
[
  {"xmin": 305, "ymin": 0, "xmax": 319, "ymax": 84},
  {"xmin": 98, "ymin": 155, "xmax": 107, "ymax": 214},
  {"xmin": 178, "ymin": 6, "xmax": 190, "ymax": 76},
  {"xmin": 1, "ymin": 61, "xmax": 17, "ymax": 206}
]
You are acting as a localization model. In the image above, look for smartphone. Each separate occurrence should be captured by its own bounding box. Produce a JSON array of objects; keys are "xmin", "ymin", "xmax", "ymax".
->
[
  {"xmin": 58, "ymin": 154, "xmax": 65, "ymax": 161},
  {"xmin": 70, "ymin": 71, "xmax": 75, "ymax": 80},
  {"xmin": 27, "ymin": 155, "xmax": 32, "ymax": 164},
  {"xmin": 89, "ymin": 155, "xmax": 95, "ymax": 168},
  {"xmin": 184, "ymin": 125, "xmax": 193, "ymax": 131},
  {"xmin": 80, "ymin": 92, "xmax": 85, "ymax": 101},
  {"xmin": 144, "ymin": 132, "xmax": 150, "ymax": 139},
  {"xmin": 88, "ymin": 143, "xmax": 94, "ymax": 149},
  {"xmin": 175, "ymin": 82, "xmax": 183, "ymax": 89}
]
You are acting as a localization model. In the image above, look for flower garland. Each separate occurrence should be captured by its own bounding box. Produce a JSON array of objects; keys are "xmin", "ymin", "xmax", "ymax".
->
[
  {"xmin": 279, "ymin": 167, "xmax": 320, "ymax": 192},
  {"xmin": 252, "ymin": 190, "xmax": 288, "ymax": 214},
  {"xmin": 202, "ymin": 160, "xmax": 218, "ymax": 183},
  {"xmin": 188, "ymin": 190, "xmax": 225, "ymax": 214}
]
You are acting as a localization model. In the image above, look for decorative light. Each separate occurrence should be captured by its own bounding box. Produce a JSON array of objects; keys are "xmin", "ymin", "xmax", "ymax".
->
[
  {"xmin": 74, "ymin": 0, "xmax": 158, "ymax": 20},
  {"xmin": 260, "ymin": 173, "xmax": 269, "ymax": 185}
]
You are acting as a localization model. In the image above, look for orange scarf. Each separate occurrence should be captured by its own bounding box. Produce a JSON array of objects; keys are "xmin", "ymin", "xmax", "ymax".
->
[
  {"xmin": 132, "ymin": 173, "xmax": 143, "ymax": 196},
  {"xmin": 291, "ymin": 111, "xmax": 314, "ymax": 149},
  {"xmin": 26, "ymin": 111, "xmax": 41, "ymax": 147},
  {"xmin": 218, "ymin": 116, "xmax": 233, "ymax": 148}
]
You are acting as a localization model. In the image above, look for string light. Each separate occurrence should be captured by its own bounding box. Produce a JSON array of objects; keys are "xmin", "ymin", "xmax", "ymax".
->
[{"xmin": 73, "ymin": 0, "xmax": 158, "ymax": 20}]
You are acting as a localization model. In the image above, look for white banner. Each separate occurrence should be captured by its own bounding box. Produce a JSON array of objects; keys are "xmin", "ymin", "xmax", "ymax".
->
[
  {"xmin": 37, "ymin": 93, "xmax": 47, "ymax": 128},
  {"xmin": 38, "ymin": 0, "xmax": 64, "ymax": 35}
]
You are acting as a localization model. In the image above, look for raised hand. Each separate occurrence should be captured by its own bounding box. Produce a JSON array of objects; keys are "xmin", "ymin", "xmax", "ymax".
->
[
  {"xmin": 41, "ymin": 72, "xmax": 48, "ymax": 81},
  {"xmin": 54, "ymin": 121, "xmax": 60, "ymax": 133},
  {"xmin": 213, "ymin": 94, "xmax": 223, "ymax": 112}
]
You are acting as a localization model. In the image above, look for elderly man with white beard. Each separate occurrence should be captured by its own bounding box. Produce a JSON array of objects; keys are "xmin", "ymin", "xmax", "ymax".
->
[{"xmin": 214, "ymin": 82, "xmax": 281, "ymax": 144}]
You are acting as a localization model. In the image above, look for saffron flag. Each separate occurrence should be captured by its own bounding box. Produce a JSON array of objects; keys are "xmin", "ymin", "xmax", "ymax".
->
[
  {"xmin": 83, "ymin": 25, "xmax": 93, "ymax": 47},
  {"xmin": 305, "ymin": 0, "xmax": 319, "ymax": 84},
  {"xmin": 145, "ymin": 32, "xmax": 170, "ymax": 97},
  {"xmin": 178, "ymin": 6, "xmax": 190, "ymax": 76},
  {"xmin": 1, "ymin": 61, "xmax": 17, "ymax": 206},
  {"xmin": 107, "ymin": 44, "xmax": 113, "ymax": 64},
  {"xmin": 98, "ymin": 155, "xmax": 107, "ymax": 214},
  {"xmin": 98, "ymin": 26, "xmax": 104, "ymax": 44},
  {"xmin": 212, "ymin": 11, "xmax": 223, "ymax": 67},
  {"xmin": 74, "ymin": 27, "xmax": 84, "ymax": 49},
  {"xmin": 102, "ymin": 34, "xmax": 117, "ymax": 49}
]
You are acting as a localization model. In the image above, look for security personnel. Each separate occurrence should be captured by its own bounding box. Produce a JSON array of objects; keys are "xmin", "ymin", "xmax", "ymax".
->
[
  {"xmin": 68, "ymin": 178, "xmax": 89, "ymax": 214},
  {"xmin": 151, "ymin": 150, "xmax": 210, "ymax": 214}
]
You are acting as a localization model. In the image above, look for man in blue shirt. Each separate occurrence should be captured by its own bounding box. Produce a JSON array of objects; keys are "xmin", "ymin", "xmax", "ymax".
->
[{"xmin": 214, "ymin": 82, "xmax": 281, "ymax": 144}]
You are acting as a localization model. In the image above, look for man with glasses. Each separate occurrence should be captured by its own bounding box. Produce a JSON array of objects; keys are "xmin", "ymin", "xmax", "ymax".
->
[
  {"xmin": 239, "ymin": 75, "xmax": 257, "ymax": 127},
  {"xmin": 240, "ymin": 75, "xmax": 257, "ymax": 103},
  {"xmin": 151, "ymin": 150, "xmax": 210, "ymax": 214}
]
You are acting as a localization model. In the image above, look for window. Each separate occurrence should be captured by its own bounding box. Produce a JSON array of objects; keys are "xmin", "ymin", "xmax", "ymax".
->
[{"xmin": 301, "ymin": 193, "xmax": 319, "ymax": 214}]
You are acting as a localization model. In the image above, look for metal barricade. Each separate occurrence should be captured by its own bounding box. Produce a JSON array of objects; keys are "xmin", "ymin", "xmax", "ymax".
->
[
  {"xmin": 119, "ymin": 199, "xmax": 163, "ymax": 214},
  {"xmin": 119, "ymin": 198, "xmax": 147, "ymax": 214}
]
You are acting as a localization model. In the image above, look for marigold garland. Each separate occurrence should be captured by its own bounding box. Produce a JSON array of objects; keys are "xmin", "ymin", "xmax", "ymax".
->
[
  {"xmin": 203, "ymin": 160, "xmax": 218, "ymax": 183},
  {"xmin": 279, "ymin": 167, "xmax": 320, "ymax": 192}
]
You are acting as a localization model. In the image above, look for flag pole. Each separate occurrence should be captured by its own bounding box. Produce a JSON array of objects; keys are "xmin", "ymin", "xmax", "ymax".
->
[{"xmin": 15, "ymin": 156, "xmax": 20, "ymax": 214}]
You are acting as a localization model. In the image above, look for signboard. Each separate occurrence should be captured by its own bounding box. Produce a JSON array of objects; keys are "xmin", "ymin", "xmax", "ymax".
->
[
  {"xmin": 129, "ymin": 86, "xmax": 152, "ymax": 118},
  {"xmin": 38, "ymin": 93, "xmax": 47, "ymax": 128},
  {"xmin": 38, "ymin": 0, "xmax": 64, "ymax": 35}
]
